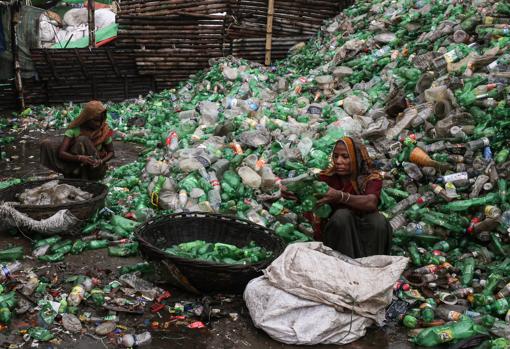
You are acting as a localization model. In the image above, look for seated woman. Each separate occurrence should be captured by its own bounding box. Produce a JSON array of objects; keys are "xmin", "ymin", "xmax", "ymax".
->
[
  {"xmin": 40, "ymin": 100, "xmax": 114, "ymax": 180},
  {"xmin": 288, "ymin": 136, "xmax": 392, "ymax": 258}
]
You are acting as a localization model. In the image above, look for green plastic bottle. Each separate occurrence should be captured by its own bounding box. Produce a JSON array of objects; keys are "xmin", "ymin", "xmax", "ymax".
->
[
  {"xmin": 34, "ymin": 236, "xmax": 61, "ymax": 249},
  {"xmin": 412, "ymin": 317, "xmax": 487, "ymax": 347},
  {"xmin": 460, "ymin": 257, "xmax": 475, "ymax": 286},
  {"xmin": 87, "ymin": 240, "xmax": 109, "ymax": 250},
  {"xmin": 71, "ymin": 240, "xmax": 87, "ymax": 255},
  {"xmin": 495, "ymin": 149, "xmax": 510, "ymax": 164},
  {"xmin": 483, "ymin": 273, "xmax": 503, "ymax": 297},
  {"xmin": 485, "ymin": 297, "xmax": 510, "ymax": 315},
  {"xmin": 118, "ymin": 262, "xmax": 153, "ymax": 275},
  {"xmin": 441, "ymin": 193, "xmax": 499, "ymax": 212},
  {"xmin": 421, "ymin": 304, "xmax": 435, "ymax": 324},
  {"xmin": 50, "ymin": 240, "xmax": 72, "ymax": 253},
  {"xmin": 108, "ymin": 242, "xmax": 139, "ymax": 257},
  {"xmin": 408, "ymin": 242, "xmax": 422, "ymax": 266},
  {"xmin": 28, "ymin": 327, "xmax": 54, "ymax": 342},
  {"xmin": 38, "ymin": 253, "xmax": 65, "ymax": 262},
  {"xmin": 0, "ymin": 306, "xmax": 11, "ymax": 324},
  {"xmin": 314, "ymin": 204, "xmax": 332, "ymax": 218},
  {"xmin": 0, "ymin": 247, "xmax": 24, "ymax": 261},
  {"xmin": 89, "ymin": 288, "xmax": 105, "ymax": 306},
  {"xmin": 403, "ymin": 314, "xmax": 418, "ymax": 328}
]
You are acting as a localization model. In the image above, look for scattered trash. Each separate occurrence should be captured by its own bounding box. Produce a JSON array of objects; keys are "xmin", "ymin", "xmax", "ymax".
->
[{"xmin": 1, "ymin": 0, "xmax": 510, "ymax": 347}]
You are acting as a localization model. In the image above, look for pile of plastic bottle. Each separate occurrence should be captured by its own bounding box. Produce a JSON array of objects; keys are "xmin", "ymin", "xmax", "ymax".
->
[{"xmin": 2, "ymin": 0, "xmax": 510, "ymax": 347}]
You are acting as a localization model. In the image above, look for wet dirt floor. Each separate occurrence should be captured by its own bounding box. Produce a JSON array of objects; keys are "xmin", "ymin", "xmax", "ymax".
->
[{"xmin": 0, "ymin": 130, "xmax": 421, "ymax": 349}]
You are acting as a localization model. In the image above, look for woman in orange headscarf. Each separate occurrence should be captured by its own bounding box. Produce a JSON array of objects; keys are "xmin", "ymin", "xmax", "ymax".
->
[
  {"xmin": 298, "ymin": 136, "xmax": 392, "ymax": 258},
  {"xmin": 40, "ymin": 100, "xmax": 115, "ymax": 180}
]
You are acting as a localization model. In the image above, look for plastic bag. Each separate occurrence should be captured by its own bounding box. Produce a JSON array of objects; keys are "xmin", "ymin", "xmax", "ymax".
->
[{"xmin": 244, "ymin": 242, "xmax": 408, "ymax": 345}]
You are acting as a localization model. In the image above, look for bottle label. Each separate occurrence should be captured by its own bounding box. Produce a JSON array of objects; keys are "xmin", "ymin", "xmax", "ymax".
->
[
  {"xmin": 484, "ymin": 205, "xmax": 500, "ymax": 218},
  {"xmin": 436, "ymin": 328, "xmax": 454, "ymax": 343},
  {"xmin": 1, "ymin": 266, "xmax": 10, "ymax": 278},
  {"xmin": 433, "ymin": 185, "xmax": 444, "ymax": 194},
  {"xmin": 443, "ymin": 50, "xmax": 458, "ymax": 64},
  {"xmin": 194, "ymin": 155, "xmax": 210, "ymax": 167},
  {"xmin": 488, "ymin": 60, "xmax": 499, "ymax": 71},
  {"xmin": 443, "ymin": 172, "xmax": 468, "ymax": 183},
  {"xmin": 448, "ymin": 311, "xmax": 462, "ymax": 321},
  {"xmin": 166, "ymin": 132, "xmax": 177, "ymax": 145},
  {"xmin": 210, "ymin": 179, "xmax": 220, "ymax": 187}
]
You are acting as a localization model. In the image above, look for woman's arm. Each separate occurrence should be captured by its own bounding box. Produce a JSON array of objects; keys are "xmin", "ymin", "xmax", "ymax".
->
[
  {"xmin": 58, "ymin": 136, "xmax": 101, "ymax": 166},
  {"xmin": 99, "ymin": 142, "xmax": 115, "ymax": 164},
  {"xmin": 58, "ymin": 136, "xmax": 86, "ymax": 163},
  {"xmin": 317, "ymin": 187, "xmax": 379, "ymax": 213}
]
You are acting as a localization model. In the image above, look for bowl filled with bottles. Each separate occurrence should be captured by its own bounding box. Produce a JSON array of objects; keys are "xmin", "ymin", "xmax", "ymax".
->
[{"xmin": 135, "ymin": 212, "xmax": 285, "ymax": 294}]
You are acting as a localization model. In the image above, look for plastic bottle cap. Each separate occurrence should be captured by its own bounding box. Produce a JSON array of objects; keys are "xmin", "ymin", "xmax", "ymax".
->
[
  {"xmin": 450, "ymin": 126, "xmax": 462, "ymax": 136},
  {"xmin": 481, "ymin": 182, "xmax": 493, "ymax": 191}
]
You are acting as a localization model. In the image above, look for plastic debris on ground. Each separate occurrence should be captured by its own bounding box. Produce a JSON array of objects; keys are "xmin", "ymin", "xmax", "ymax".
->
[{"xmin": 1, "ymin": 0, "xmax": 510, "ymax": 347}]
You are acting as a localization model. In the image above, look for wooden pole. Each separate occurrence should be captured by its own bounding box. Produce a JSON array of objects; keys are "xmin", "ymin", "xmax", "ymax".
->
[
  {"xmin": 264, "ymin": 0, "xmax": 274, "ymax": 66},
  {"xmin": 11, "ymin": 3, "xmax": 25, "ymax": 110},
  {"xmin": 88, "ymin": 0, "xmax": 96, "ymax": 48}
]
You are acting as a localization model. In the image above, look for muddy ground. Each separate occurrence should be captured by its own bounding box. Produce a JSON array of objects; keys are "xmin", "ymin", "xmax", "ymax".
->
[{"xmin": 0, "ymin": 130, "xmax": 420, "ymax": 349}]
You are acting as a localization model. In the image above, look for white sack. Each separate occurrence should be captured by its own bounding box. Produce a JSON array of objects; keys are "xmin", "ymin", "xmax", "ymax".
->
[
  {"xmin": 39, "ymin": 20, "xmax": 58, "ymax": 42},
  {"xmin": 244, "ymin": 277, "xmax": 372, "ymax": 345},
  {"xmin": 244, "ymin": 242, "xmax": 409, "ymax": 345},
  {"xmin": 95, "ymin": 9, "xmax": 116, "ymax": 29},
  {"xmin": 0, "ymin": 202, "xmax": 80, "ymax": 235},
  {"xmin": 63, "ymin": 8, "xmax": 88, "ymax": 27}
]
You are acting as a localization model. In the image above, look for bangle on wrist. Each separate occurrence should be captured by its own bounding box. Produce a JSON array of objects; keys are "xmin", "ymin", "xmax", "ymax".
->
[
  {"xmin": 338, "ymin": 191, "xmax": 344, "ymax": 203},
  {"xmin": 344, "ymin": 193, "xmax": 351, "ymax": 203}
]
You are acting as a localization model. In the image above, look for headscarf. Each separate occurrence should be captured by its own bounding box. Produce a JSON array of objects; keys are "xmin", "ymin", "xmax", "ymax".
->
[
  {"xmin": 321, "ymin": 136, "xmax": 382, "ymax": 194},
  {"xmin": 68, "ymin": 100, "xmax": 112, "ymax": 146}
]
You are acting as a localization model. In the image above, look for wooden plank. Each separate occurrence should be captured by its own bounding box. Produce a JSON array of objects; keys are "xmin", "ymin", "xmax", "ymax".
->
[
  {"xmin": 265, "ymin": 0, "xmax": 274, "ymax": 65},
  {"xmin": 88, "ymin": 0, "xmax": 95, "ymax": 48},
  {"xmin": 106, "ymin": 48, "xmax": 122, "ymax": 77}
]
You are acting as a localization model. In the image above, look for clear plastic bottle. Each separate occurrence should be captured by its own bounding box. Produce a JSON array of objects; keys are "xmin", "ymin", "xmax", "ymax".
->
[
  {"xmin": 208, "ymin": 172, "xmax": 221, "ymax": 211},
  {"xmin": 178, "ymin": 190, "xmax": 188, "ymax": 210},
  {"xmin": 118, "ymin": 332, "xmax": 152, "ymax": 347},
  {"xmin": 467, "ymin": 137, "xmax": 490, "ymax": 151},
  {"xmin": 67, "ymin": 284, "xmax": 86, "ymax": 307},
  {"xmin": 501, "ymin": 210, "xmax": 510, "ymax": 234},
  {"xmin": 165, "ymin": 131, "xmax": 179, "ymax": 153},
  {"xmin": 0, "ymin": 261, "xmax": 22, "ymax": 282},
  {"xmin": 260, "ymin": 166, "xmax": 277, "ymax": 191},
  {"xmin": 469, "ymin": 174, "xmax": 489, "ymax": 198},
  {"xmin": 21, "ymin": 273, "xmax": 40, "ymax": 296},
  {"xmin": 238, "ymin": 166, "xmax": 262, "ymax": 189},
  {"xmin": 402, "ymin": 162, "xmax": 423, "ymax": 181}
]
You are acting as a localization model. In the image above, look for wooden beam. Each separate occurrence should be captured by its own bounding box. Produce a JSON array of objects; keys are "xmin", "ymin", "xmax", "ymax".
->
[
  {"xmin": 12, "ymin": 3, "xmax": 25, "ymax": 110},
  {"xmin": 264, "ymin": 0, "xmax": 274, "ymax": 66},
  {"xmin": 88, "ymin": 0, "xmax": 96, "ymax": 48}
]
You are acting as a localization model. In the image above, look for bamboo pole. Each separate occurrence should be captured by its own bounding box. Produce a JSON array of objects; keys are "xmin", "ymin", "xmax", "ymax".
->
[
  {"xmin": 11, "ymin": 3, "xmax": 25, "ymax": 110},
  {"xmin": 88, "ymin": 0, "xmax": 95, "ymax": 48},
  {"xmin": 264, "ymin": 0, "xmax": 274, "ymax": 66}
]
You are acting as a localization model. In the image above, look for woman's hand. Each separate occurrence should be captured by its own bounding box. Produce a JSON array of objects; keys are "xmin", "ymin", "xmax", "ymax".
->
[
  {"xmin": 79, "ymin": 155, "xmax": 96, "ymax": 166},
  {"xmin": 317, "ymin": 188, "xmax": 344, "ymax": 206},
  {"xmin": 91, "ymin": 159, "xmax": 103, "ymax": 168},
  {"xmin": 280, "ymin": 185, "xmax": 299, "ymax": 201}
]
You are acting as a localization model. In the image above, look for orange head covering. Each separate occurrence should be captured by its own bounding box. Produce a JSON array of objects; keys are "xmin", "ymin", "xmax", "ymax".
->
[
  {"xmin": 68, "ymin": 100, "xmax": 111, "ymax": 146},
  {"xmin": 321, "ymin": 136, "xmax": 381, "ymax": 194}
]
